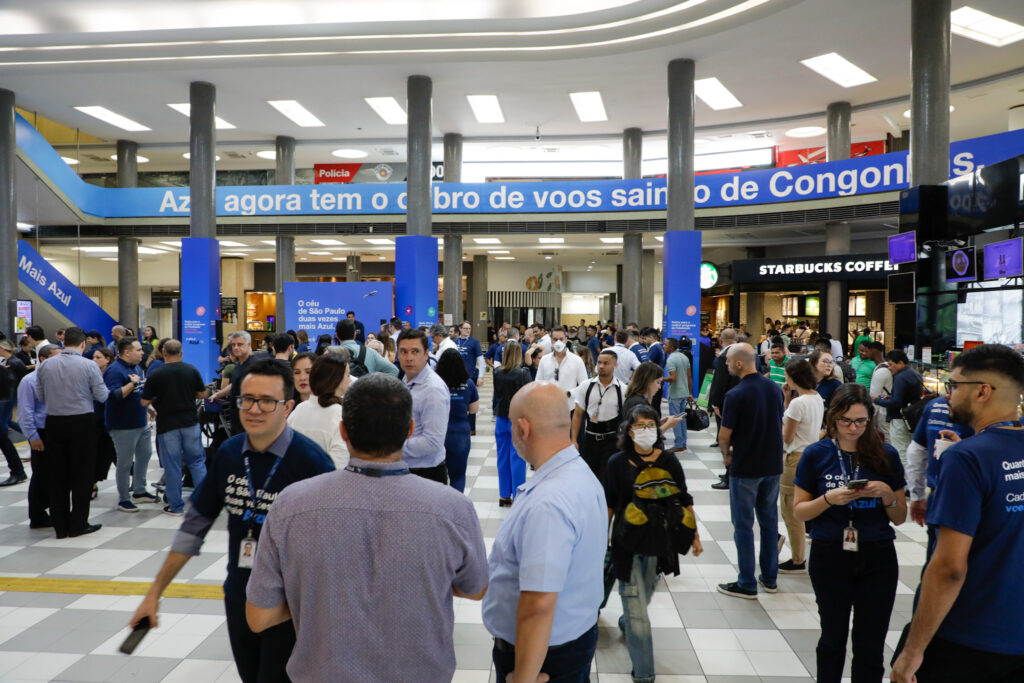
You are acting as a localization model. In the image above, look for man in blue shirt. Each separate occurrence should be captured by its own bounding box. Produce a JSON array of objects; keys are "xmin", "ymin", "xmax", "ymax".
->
[
  {"xmin": 892, "ymin": 344, "xmax": 1024, "ymax": 683},
  {"xmin": 483, "ymin": 382, "xmax": 606, "ymax": 682},
  {"xmin": 873, "ymin": 349, "xmax": 923, "ymax": 464},
  {"xmin": 105, "ymin": 337, "xmax": 159, "ymax": 513},
  {"xmin": 397, "ymin": 328, "xmax": 451, "ymax": 484},
  {"xmin": 345, "ymin": 310, "xmax": 365, "ymax": 343},
  {"xmin": 17, "ymin": 344, "xmax": 60, "ymax": 528},
  {"xmin": 455, "ymin": 320, "xmax": 483, "ymax": 434},
  {"xmin": 585, "ymin": 325, "xmax": 601, "ymax": 366},
  {"xmin": 627, "ymin": 328, "xmax": 648, "ymax": 363}
]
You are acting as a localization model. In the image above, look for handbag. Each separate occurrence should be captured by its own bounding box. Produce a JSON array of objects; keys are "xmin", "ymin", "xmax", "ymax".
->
[{"xmin": 685, "ymin": 404, "xmax": 710, "ymax": 431}]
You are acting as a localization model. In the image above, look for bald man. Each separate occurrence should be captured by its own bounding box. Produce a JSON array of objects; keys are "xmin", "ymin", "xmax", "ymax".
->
[
  {"xmin": 482, "ymin": 382, "xmax": 607, "ymax": 683},
  {"xmin": 716, "ymin": 343, "xmax": 786, "ymax": 599}
]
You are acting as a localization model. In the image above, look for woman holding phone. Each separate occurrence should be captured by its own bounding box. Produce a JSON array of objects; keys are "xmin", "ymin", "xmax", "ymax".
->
[{"xmin": 793, "ymin": 383, "xmax": 907, "ymax": 683}]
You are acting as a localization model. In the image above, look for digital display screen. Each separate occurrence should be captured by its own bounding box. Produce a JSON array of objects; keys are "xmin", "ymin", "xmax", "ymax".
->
[
  {"xmin": 804, "ymin": 296, "xmax": 820, "ymax": 317},
  {"xmin": 888, "ymin": 272, "xmax": 916, "ymax": 304},
  {"xmin": 945, "ymin": 247, "xmax": 977, "ymax": 283},
  {"xmin": 888, "ymin": 231, "xmax": 917, "ymax": 264},
  {"xmin": 983, "ymin": 238, "xmax": 1023, "ymax": 280}
]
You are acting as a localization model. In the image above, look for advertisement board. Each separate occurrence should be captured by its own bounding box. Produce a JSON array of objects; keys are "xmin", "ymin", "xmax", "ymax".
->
[
  {"xmin": 180, "ymin": 238, "xmax": 221, "ymax": 382},
  {"xmin": 282, "ymin": 281, "xmax": 393, "ymax": 342},
  {"xmin": 16, "ymin": 241, "xmax": 118, "ymax": 334}
]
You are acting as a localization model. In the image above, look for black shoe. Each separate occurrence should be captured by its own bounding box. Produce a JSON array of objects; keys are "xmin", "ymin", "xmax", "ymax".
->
[
  {"xmin": 29, "ymin": 519, "xmax": 53, "ymax": 529},
  {"xmin": 69, "ymin": 524, "xmax": 102, "ymax": 537},
  {"xmin": 710, "ymin": 442, "xmax": 719, "ymax": 448},
  {"xmin": 711, "ymin": 479, "xmax": 730, "ymax": 490},
  {"xmin": 718, "ymin": 473, "xmax": 727, "ymax": 481},
  {"xmin": 0, "ymin": 474, "xmax": 27, "ymax": 487},
  {"xmin": 778, "ymin": 559, "xmax": 807, "ymax": 574},
  {"xmin": 498, "ymin": 497, "xmax": 513, "ymax": 507},
  {"xmin": 717, "ymin": 582, "xmax": 758, "ymax": 599},
  {"xmin": 758, "ymin": 576, "xmax": 779, "ymax": 593}
]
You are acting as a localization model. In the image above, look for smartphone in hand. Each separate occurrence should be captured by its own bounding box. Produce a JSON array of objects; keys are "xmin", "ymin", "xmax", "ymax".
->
[
  {"xmin": 847, "ymin": 479, "xmax": 869, "ymax": 489},
  {"xmin": 120, "ymin": 616, "xmax": 151, "ymax": 655}
]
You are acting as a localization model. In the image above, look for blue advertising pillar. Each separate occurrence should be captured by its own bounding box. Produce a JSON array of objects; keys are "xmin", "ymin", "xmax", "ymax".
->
[
  {"xmin": 181, "ymin": 238, "xmax": 220, "ymax": 382},
  {"xmin": 662, "ymin": 230, "xmax": 702, "ymax": 391},
  {"xmin": 395, "ymin": 235, "xmax": 439, "ymax": 329}
]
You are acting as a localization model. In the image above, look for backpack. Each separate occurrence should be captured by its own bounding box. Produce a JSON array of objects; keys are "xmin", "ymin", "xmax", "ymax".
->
[
  {"xmin": 612, "ymin": 454, "xmax": 697, "ymax": 563},
  {"xmin": 903, "ymin": 392, "xmax": 939, "ymax": 432},
  {"xmin": 836, "ymin": 359, "xmax": 856, "ymax": 384},
  {"xmin": 348, "ymin": 344, "xmax": 370, "ymax": 378}
]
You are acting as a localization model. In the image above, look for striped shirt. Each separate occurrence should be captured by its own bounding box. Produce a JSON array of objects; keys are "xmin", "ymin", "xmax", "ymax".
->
[{"xmin": 768, "ymin": 357, "xmax": 788, "ymax": 387}]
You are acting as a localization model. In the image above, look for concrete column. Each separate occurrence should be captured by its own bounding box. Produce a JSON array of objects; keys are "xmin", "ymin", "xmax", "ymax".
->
[
  {"xmin": 189, "ymin": 81, "xmax": 217, "ymax": 239},
  {"xmin": 116, "ymin": 140, "xmax": 138, "ymax": 188},
  {"xmin": 825, "ymin": 102, "xmax": 852, "ymax": 346},
  {"xmin": 471, "ymin": 255, "xmax": 488, "ymax": 341},
  {"xmin": 275, "ymin": 236, "xmax": 295, "ymax": 327},
  {"xmin": 909, "ymin": 0, "xmax": 951, "ymax": 187},
  {"xmin": 826, "ymin": 102, "xmax": 851, "ymax": 162},
  {"xmin": 640, "ymin": 249, "xmax": 655, "ymax": 328},
  {"xmin": 346, "ymin": 254, "xmax": 361, "ymax": 282},
  {"xmin": 443, "ymin": 235, "xmax": 463, "ymax": 323},
  {"xmin": 622, "ymin": 128, "xmax": 642, "ymax": 179},
  {"xmin": 622, "ymin": 233, "xmax": 642, "ymax": 325},
  {"xmin": 442, "ymin": 133, "xmax": 462, "ymax": 183},
  {"xmin": 0, "ymin": 89, "xmax": 17, "ymax": 330},
  {"xmin": 406, "ymin": 75, "xmax": 432, "ymax": 237},
  {"xmin": 117, "ymin": 238, "xmax": 140, "ymax": 329},
  {"xmin": 667, "ymin": 59, "xmax": 696, "ymax": 231},
  {"xmin": 275, "ymin": 136, "xmax": 295, "ymax": 185}
]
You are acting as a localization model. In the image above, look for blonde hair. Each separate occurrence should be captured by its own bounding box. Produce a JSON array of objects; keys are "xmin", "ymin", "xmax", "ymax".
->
[{"xmin": 500, "ymin": 340, "xmax": 523, "ymax": 372}]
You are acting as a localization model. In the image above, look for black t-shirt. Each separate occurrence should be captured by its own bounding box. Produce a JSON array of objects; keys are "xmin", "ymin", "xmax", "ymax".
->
[
  {"xmin": 227, "ymin": 355, "xmax": 258, "ymax": 435},
  {"xmin": 141, "ymin": 361, "xmax": 206, "ymax": 434},
  {"xmin": 721, "ymin": 373, "xmax": 785, "ymax": 477}
]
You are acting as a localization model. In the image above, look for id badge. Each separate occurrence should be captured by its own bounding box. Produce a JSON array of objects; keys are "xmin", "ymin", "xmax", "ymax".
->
[
  {"xmin": 842, "ymin": 522, "xmax": 858, "ymax": 552},
  {"xmin": 238, "ymin": 536, "xmax": 257, "ymax": 569}
]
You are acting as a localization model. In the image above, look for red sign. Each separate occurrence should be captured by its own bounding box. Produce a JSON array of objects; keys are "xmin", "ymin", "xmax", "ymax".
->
[
  {"xmin": 313, "ymin": 163, "xmax": 363, "ymax": 184},
  {"xmin": 776, "ymin": 140, "xmax": 885, "ymax": 167}
]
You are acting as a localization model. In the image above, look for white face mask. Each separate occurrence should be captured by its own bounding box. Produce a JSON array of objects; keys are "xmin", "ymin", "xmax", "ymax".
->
[
  {"xmin": 552, "ymin": 341, "xmax": 566, "ymax": 353},
  {"xmin": 632, "ymin": 427, "xmax": 658, "ymax": 450}
]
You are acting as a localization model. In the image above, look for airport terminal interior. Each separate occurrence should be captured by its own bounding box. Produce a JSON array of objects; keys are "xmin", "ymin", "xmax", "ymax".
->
[{"xmin": 0, "ymin": 0, "xmax": 1023, "ymax": 681}]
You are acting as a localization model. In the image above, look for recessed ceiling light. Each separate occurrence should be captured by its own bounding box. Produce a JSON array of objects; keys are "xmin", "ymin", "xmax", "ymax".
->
[
  {"xmin": 654, "ymin": 236, "xmax": 664, "ymax": 242},
  {"xmin": 307, "ymin": 251, "xmax": 332, "ymax": 256},
  {"xmin": 378, "ymin": 256, "xmax": 387, "ymax": 260},
  {"xmin": 569, "ymin": 91, "xmax": 608, "ymax": 122},
  {"xmin": 61, "ymin": 156, "xmax": 79, "ymax": 165},
  {"xmin": 160, "ymin": 241, "xmax": 182, "ymax": 247},
  {"xmin": 473, "ymin": 237, "xmax": 501, "ymax": 244},
  {"xmin": 694, "ymin": 78, "xmax": 743, "ymax": 110},
  {"xmin": 331, "ymin": 257, "xmax": 347, "ymax": 261},
  {"xmin": 255, "ymin": 258, "xmax": 275, "ymax": 262},
  {"xmin": 256, "ymin": 150, "xmax": 276, "ymax": 160},
  {"xmin": 800, "ymin": 53, "xmax": 877, "ymax": 87},
  {"xmin": 487, "ymin": 250, "xmax": 510, "ymax": 254},
  {"xmin": 331, "ymin": 148, "xmax": 368, "ymax": 159},
  {"xmin": 600, "ymin": 237, "xmax": 623, "ymax": 244},
  {"xmin": 312, "ymin": 238, "xmax": 345, "ymax": 245},
  {"xmin": 166, "ymin": 103, "xmax": 235, "ymax": 129},
  {"xmin": 74, "ymin": 106, "xmax": 150, "ymax": 131},
  {"xmin": 267, "ymin": 100, "xmax": 325, "ymax": 127},
  {"xmin": 544, "ymin": 255, "xmax": 552, "ymax": 260},
  {"xmin": 100, "ymin": 257, "xmax": 119, "ymax": 262},
  {"xmin": 182, "ymin": 152, "xmax": 221, "ymax": 161},
  {"xmin": 260, "ymin": 240, "xmax": 277, "ymax": 245},
  {"xmin": 364, "ymin": 97, "xmax": 407, "ymax": 125},
  {"xmin": 467, "ymin": 95, "xmax": 505, "ymax": 123},
  {"xmin": 137, "ymin": 247, "xmax": 168, "ymax": 255},
  {"xmin": 495, "ymin": 256, "xmax": 515, "ymax": 260},
  {"xmin": 538, "ymin": 237, "xmax": 564, "ymax": 244},
  {"xmin": 365, "ymin": 238, "xmax": 395, "ymax": 245},
  {"xmin": 951, "ymin": 6, "xmax": 1024, "ymax": 47},
  {"xmin": 219, "ymin": 240, "xmax": 247, "ymax": 247},
  {"xmin": 903, "ymin": 106, "xmax": 955, "ymax": 118},
  {"xmin": 16, "ymin": 222, "xmax": 32, "ymax": 231},
  {"xmin": 785, "ymin": 126, "xmax": 828, "ymax": 138},
  {"xmin": 299, "ymin": 257, "xmax": 308, "ymax": 261},
  {"xmin": 74, "ymin": 246, "xmax": 118, "ymax": 253},
  {"xmin": 224, "ymin": 252, "xmax": 249, "ymax": 257},
  {"xmin": 109, "ymin": 154, "xmax": 149, "ymax": 163}
]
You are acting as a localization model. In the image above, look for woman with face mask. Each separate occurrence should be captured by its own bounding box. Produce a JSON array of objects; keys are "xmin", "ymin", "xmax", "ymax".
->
[{"xmin": 603, "ymin": 404, "xmax": 702, "ymax": 683}]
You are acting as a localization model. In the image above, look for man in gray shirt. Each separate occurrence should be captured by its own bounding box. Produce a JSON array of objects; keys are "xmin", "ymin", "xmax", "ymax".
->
[
  {"xmin": 35, "ymin": 326, "xmax": 109, "ymax": 538},
  {"xmin": 246, "ymin": 373, "xmax": 488, "ymax": 683}
]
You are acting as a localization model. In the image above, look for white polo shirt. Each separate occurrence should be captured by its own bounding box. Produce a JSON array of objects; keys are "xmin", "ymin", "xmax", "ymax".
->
[{"xmin": 536, "ymin": 351, "xmax": 589, "ymax": 407}]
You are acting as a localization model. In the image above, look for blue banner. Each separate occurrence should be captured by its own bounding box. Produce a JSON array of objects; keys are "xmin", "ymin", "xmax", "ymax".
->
[
  {"xmin": 395, "ymin": 236, "xmax": 439, "ymax": 330},
  {"xmin": 662, "ymin": 231, "xmax": 703, "ymax": 393},
  {"xmin": 16, "ymin": 112, "xmax": 1024, "ymax": 218},
  {"xmin": 180, "ymin": 238, "xmax": 220, "ymax": 382},
  {"xmin": 16, "ymin": 241, "xmax": 118, "ymax": 334},
  {"xmin": 282, "ymin": 281, "xmax": 394, "ymax": 342}
]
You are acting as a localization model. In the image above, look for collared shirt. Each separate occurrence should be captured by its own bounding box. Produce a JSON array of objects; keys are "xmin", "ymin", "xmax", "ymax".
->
[
  {"xmin": 609, "ymin": 344, "xmax": 640, "ymax": 384},
  {"xmin": 35, "ymin": 348, "xmax": 109, "ymax": 417},
  {"xmin": 16, "ymin": 371, "xmax": 46, "ymax": 443},
  {"xmin": 402, "ymin": 365, "xmax": 451, "ymax": 468},
  {"xmin": 536, "ymin": 334, "xmax": 552, "ymax": 355},
  {"xmin": 246, "ymin": 456, "xmax": 488, "ymax": 682},
  {"xmin": 573, "ymin": 376, "xmax": 626, "ymax": 423},
  {"xmin": 104, "ymin": 357, "xmax": 148, "ymax": 430},
  {"xmin": 455, "ymin": 335, "xmax": 483, "ymax": 379},
  {"xmin": 339, "ymin": 340, "xmax": 399, "ymax": 376},
  {"xmin": 482, "ymin": 445, "xmax": 607, "ymax": 645},
  {"xmin": 431, "ymin": 336, "xmax": 458, "ymax": 364},
  {"xmin": 536, "ymin": 351, "xmax": 588, "ymax": 408}
]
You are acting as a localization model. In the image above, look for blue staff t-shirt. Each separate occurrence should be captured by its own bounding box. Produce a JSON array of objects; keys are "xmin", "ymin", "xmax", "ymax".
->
[
  {"xmin": 925, "ymin": 426, "xmax": 1024, "ymax": 655},
  {"xmin": 816, "ymin": 378, "xmax": 843, "ymax": 410},
  {"xmin": 910, "ymin": 397, "xmax": 974, "ymax": 489},
  {"xmin": 455, "ymin": 336, "xmax": 482, "ymax": 380},
  {"xmin": 447, "ymin": 380, "xmax": 478, "ymax": 433},
  {"xmin": 793, "ymin": 439, "xmax": 906, "ymax": 543}
]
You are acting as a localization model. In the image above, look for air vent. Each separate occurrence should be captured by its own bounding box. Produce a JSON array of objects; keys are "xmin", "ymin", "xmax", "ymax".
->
[
  {"xmin": 85, "ymin": 153, "xmax": 108, "ymax": 162},
  {"xmin": 378, "ymin": 148, "xmax": 399, "ymax": 156},
  {"xmin": 747, "ymin": 130, "xmax": 772, "ymax": 139},
  {"xmin": 225, "ymin": 151, "xmax": 247, "ymax": 159},
  {"xmin": 542, "ymin": 147, "xmax": 560, "ymax": 154}
]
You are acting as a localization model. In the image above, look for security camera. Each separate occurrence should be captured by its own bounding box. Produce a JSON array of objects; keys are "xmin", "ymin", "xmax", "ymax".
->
[{"xmin": 535, "ymin": 126, "xmax": 541, "ymax": 141}]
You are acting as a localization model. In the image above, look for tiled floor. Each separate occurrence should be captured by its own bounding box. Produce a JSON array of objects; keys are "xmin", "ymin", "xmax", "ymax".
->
[{"xmin": 0, "ymin": 380, "xmax": 927, "ymax": 682}]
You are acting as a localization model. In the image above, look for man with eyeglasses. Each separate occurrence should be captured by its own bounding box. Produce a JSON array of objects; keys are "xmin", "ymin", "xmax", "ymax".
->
[
  {"xmin": 873, "ymin": 349, "xmax": 923, "ymax": 465},
  {"xmin": 536, "ymin": 326, "xmax": 588, "ymax": 412},
  {"xmin": 130, "ymin": 359, "xmax": 334, "ymax": 683}
]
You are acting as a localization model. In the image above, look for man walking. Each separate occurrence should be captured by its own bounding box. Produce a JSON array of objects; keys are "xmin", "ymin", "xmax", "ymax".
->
[
  {"xmin": 105, "ymin": 337, "xmax": 159, "ymax": 513},
  {"xmin": 535, "ymin": 326, "xmax": 588, "ymax": 411},
  {"xmin": 141, "ymin": 340, "xmax": 209, "ymax": 516},
  {"xmin": 35, "ymin": 327, "xmax": 109, "ymax": 538},
  {"xmin": 571, "ymin": 349, "xmax": 626, "ymax": 479},
  {"xmin": 874, "ymin": 349, "xmax": 923, "ymax": 464},
  {"xmin": 17, "ymin": 343, "xmax": 60, "ymax": 528},
  {"xmin": 397, "ymin": 329, "xmax": 451, "ymax": 483},
  {"xmin": 245, "ymin": 374, "xmax": 488, "ymax": 681},
  {"xmin": 483, "ymin": 382, "xmax": 607, "ymax": 682},
  {"xmin": 716, "ymin": 343, "xmax": 785, "ymax": 599}
]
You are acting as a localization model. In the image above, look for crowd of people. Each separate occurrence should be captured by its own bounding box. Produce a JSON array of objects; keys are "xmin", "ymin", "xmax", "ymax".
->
[{"xmin": 0, "ymin": 315, "xmax": 1020, "ymax": 683}]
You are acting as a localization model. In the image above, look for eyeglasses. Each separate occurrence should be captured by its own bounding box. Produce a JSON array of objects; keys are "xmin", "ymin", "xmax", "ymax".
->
[
  {"xmin": 836, "ymin": 417, "xmax": 870, "ymax": 428},
  {"xmin": 237, "ymin": 396, "xmax": 287, "ymax": 413},
  {"xmin": 820, "ymin": 359, "xmax": 835, "ymax": 366},
  {"xmin": 945, "ymin": 380, "xmax": 995, "ymax": 393}
]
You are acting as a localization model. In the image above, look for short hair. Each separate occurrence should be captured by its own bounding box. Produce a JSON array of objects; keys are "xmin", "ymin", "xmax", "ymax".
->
[
  {"xmin": 342, "ymin": 374, "xmax": 412, "ymax": 458},
  {"xmin": 784, "ymin": 358, "xmax": 817, "ymax": 391},
  {"xmin": 397, "ymin": 328, "xmax": 429, "ymax": 352},
  {"xmin": 951, "ymin": 343, "xmax": 1024, "ymax": 392},
  {"xmin": 788, "ymin": 343, "xmax": 803, "ymax": 355},
  {"xmin": 112, "ymin": 325, "xmax": 127, "ymax": 336},
  {"xmin": 346, "ymin": 310, "xmax": 356, "ymax": 317},
  {"xmin": 270, "ymin": 334, "xmax": 294, "ymax": 354},
  {"xmin": 728, "ymin": 345, "xmax": 756, "ymax": 366},
  {"xmin": 162, "ymin": 339, "xmax": 183, "ymax": 356},
  {"xmin": 92, "ymin": 347, "xmax": 114, "ymax": 364},
  {"xmin": 309, "ymin": 354, "xmax": 349, "ymax": 408},
  {"xmin": 506, "ymin": 327, "xmax": 520, "ymax": 340},
  {"xmin": 64, "ymin": 327, "xmax": 87, "ymax": 348},
  {"xmin": 435, "ymin": 348, "xmax": 470, "ymax": 389},
  {"xmin": 617, "ymin": 403, "xmax": 664, "ymax": 453},
  {"xmin": 615, "ymin": 330, "xmax": 628, "ymax": 344},
  {"xmin": 550, "ymin": 326, "xmax": 566, "ymax": 336},
  {"xmin": 24, "ymin": 325, "xmax": 45, "ymax": 342},
  {"xmin": 18, "ymin": 336, "xmax": 31, "ymax": 349},
  {"xmin": 116, "ymin": 336, "xmax": 139, "ymax": 356},
  {"xmin": 885, "ymin": 349, "xmax": 909, "ymax": 364},
  {"xmin": 429, "ymin": 323, "xmax": 448, "ymax": 339},
  {"xmin": 587, "ymin": 325, "xmax": 598, "ymax": 333},
  {"xmin": 240, "ymin": 358, "xmax": 295, "ymax": 402},
  {"xmin": 37, "ymin": 344, "xmax": 60, "ymax": 361},
  {"xmin": 868, "ymin": 341, "xmax": 886, "ymax": 353},
  {"xmin": 647, "ymin": 328, "xmax": 661, "ymax": 341},
  {"xmin": 599, "ymin": 349, "xmax": 618, "ymax": 361},
  {"xmin": 228, "ymin": 330, "xmax": 251, "ymax": 344},
  {"xmin": 56, "ymin": 328, "xmax": 66, "ymax": 336},
  {"xmin": 813, "ymin": 339, "xmax": 832, "ymax": 352},
  {"xmin": 771, "ymin": 341, "xmax": 787, "ymax": 352},
  {"xmin": 335, "ymin": 319, "xmax": 357, "ymax": 341},
  {"xmin": 664, "ymin": 337, "xmax": 678, "ymax": 351},
  {"xmin": 720, "ymin": 328, "xmax": 738, "ymax": 343}
]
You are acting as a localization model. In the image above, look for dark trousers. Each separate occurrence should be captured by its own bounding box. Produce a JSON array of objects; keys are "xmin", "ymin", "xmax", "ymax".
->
[
  {"xmin": 44, "ymin": 414, "xmax": 96, "ymax": 537},
  {"xmin": 579, "ymin": 432, "xmax": 617, "ymax": 481},
  {"xmin": 0, "ymin": 400, "xmax": 25, "ymax": 478},
  {"xmin": 808, "ymin": 539, "xmax": 898, "ymax": 683},
  {"xmin": 410, "ymin": 462, "xmax": 448, "ymax": 485},
  {"xmin": 493, "ymin": 623, "xmax": 598, "ymax": 683},
  {"xmin": 224, "ymin": 595, "xmax": 295, "ymax": 683},
  {"xmin": 28, "ymin": 427, "xmax": 49, "ymax": 525},
  {"xmin": 445, "ymin": 429, "xmax": 471, "ymax": 493},
  {"xmin": 892, "ymin": 628, "xmax": 1024, "ymax": 683}
]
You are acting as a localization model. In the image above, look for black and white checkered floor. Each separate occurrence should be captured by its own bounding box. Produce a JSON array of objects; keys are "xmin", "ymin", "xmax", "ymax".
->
[{"xmin": 0, "ymin": 381, "xmax": 927, "ymax": 682}]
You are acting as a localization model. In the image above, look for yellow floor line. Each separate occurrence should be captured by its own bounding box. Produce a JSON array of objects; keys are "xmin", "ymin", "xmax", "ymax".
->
[{"xmin": 0, "ymin": 576, "xmax": 223, "ymax": 599}]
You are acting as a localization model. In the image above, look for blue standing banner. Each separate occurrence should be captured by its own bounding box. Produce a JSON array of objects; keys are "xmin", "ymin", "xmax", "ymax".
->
[
  {"xmin": 282, "ymin": 281, "xmax": 393, "ymax": 342},
  {"xmin": 662, "ymin": 230, "xmax": 703, "ymax": 393},
  {"xmin": 16, "ymin": 240, "xmax": 118, "ymax": 333},
  {"xmin": 180, "ymin": 238, "xmax": 221, "ymax": 382},
  {"xmin": 395, "ymin": 235, "xmax": 439, "ymax": 330}
]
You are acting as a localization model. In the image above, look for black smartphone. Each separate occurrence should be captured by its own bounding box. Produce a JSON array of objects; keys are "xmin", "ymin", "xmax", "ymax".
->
[
  {"xmin": 847, "ymin": 479, "xmax": 869, "ymax": 489},
  {"xmin": 120, "ymin": 617, "xmax": 151, "ymax": 655}
]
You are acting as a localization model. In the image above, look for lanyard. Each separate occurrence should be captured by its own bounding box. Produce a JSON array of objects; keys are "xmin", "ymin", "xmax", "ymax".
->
[
  {"xmin": 981, "ymin": 420, "xmax": 1023, "ymax": 433},
  {"xmin": 345, "ymin": 464, "xmax": 410, "ymax": 477},
  {"xmin": 832, "ymin": 440, "xmax": 860, "ymax": 523},
  {"xmin": 243, "ymin": 452, "xmax": 283, "ymax": 536},
  {"xmin": 591, "ymin": 381, "xmax": 614, "ymax": 421}
]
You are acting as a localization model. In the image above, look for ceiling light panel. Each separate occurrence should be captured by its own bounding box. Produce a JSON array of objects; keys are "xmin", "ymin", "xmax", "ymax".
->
[
  {"xmin": 256, "ymin": 150, "xmax": 276, "ymax": 160},
  {"xmin": 600, "ymin": 237, "xmax": 623, "ymax": 244},
  {"xmin": 219, "ymin": 240, "xmax": 247, "ymax": 247},
  {"xmin": 74, "ymin": 106, "xmax": 150, "ymax": 131},
  {"xmin": 182, "ymin": 152, "xmax": 221, "ymax": 161},
  {"xmin": 903, "ymin": 106, "xmax": 955, "ymax": 118},
  {"xmin": 364, "ymin": 97, "xmax": 407, "ymax": 125},
  {"xmin": 467, "ymin": 95, "xmax": 505, "ymax": 123},
  {"xmin": 569, "ymin": 91, "xmax": 608, "ymax": 122},
  {"xmin": 495, "ymin": 256, "xmax": 516, "ymax": 260},
  {"xmin": 800, "ymin": 53, "xmax": 877, "ymax": 87},
  {"xmin": 951, "ymin": 6, "xmax": 1024, "ymax": 47},
  {"xmin": 307, "ymin": 251, "xmax": 332, "ymax": 256},
  {"xmin": 364, "ymin": 238, "xmax": 394, "ymax": 245},
  {"xmin": 473, "ymin": 237, "xmax": 502, "ymax": 244},
  {"xmin": 109, "ymin": 154, "xmax": 149, "ymax": 163},
  {"xmin": 785, "ymin": 126, "xmax": 828, "ymax": 138},
  {"xmin": 538, "ymin": 237, "xmax": 564, "ymax": 244},
  {"xmin": 311, "ymin": 239, "xmax": 345, "ymax": 245},
  {"xmin": 61, "ymin": 156, "xmax": 79, "ymax": 165},
  {"xmin": 487, "ymin": 250, "xmax": 510, "ymax": 254},
  {"xmin": 694, "ymin": 78, "xmax": 743, "ymax": 110},
  {"xmin": 267, "ymin": 100, "xmax": 325, "ymax": 127},
  {"xmin": 166, "ymin": 103, "xmax": 235, "ymax": 129},
  {"xmin": 331, "ymin": 148, "xmax": 368, "ymax": 159}
]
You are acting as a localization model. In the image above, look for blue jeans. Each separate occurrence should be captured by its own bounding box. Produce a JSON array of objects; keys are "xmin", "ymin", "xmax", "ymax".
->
[
  {"xmin": 157, "ymin": 424, "xmax": 207, "ymax": 513},
  {"xmin": 729, "ymin": 474, "xmax": 781, "ymax": 592},
  {"xmin": 445, "ymin": 427, "xmax": 471, "ymax": 493},
  {"xmin": 495, "ymin": 416, "xmax": 526, "ymax": 499},
  {"xmin": 618, "ymin": 555, "xmax": 659, "ymax": 683},
  {"xmin": 667, "ymin": 398, "xmax": 688, "ymax": 449},
  {"xmin": 110, "ymin": 425, "xmax": 153, "ymax": 503}
]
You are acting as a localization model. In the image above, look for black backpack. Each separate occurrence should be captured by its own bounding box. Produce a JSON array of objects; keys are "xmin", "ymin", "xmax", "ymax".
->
[
  {"xmin": 903, "ymin": 392, "xmax": 939, "ymax": 432},
  {"xmin": 348, "ymin": 344, "xmax": 370, "ymax": 378},
  {"xmin": 836, "ymin": 360, "xmax": 857, "ymax": 384},
  {"xmin": 612, "ymin": 454, "xmax": 697, "ymax": 563}
]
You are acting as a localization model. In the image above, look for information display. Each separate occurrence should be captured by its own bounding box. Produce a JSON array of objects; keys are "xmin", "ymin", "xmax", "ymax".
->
[
  {"xmin": 888, "ymin": 231, "xmax": 917, "ymax": 264},
  {"xmin": 14, "ymin": 300, "xmax": 32, "ymax": 334},
  {"xmin": 945, "ymin": 247, "xmax": 977, "ymax": 283},
  {"xmin": 983, "ymin": 238, "xmax": 1023, "ymax": 280},
  {"xmin": 888, "ymin": 272, "xmax": 916, "ymax": 304},
  {"xmin": 282, "ymin": 282, "xmax": 393, "ymax": 342}
]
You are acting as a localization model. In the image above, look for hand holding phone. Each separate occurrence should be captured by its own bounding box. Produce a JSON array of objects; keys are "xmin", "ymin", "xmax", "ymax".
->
[
  {"xmin": 846, "ymin": 478, "xmax": 869, "ymax": 489},
  {"xmin": 120, "ymin": 616, "xmax": 151, "ymax": 655}
]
